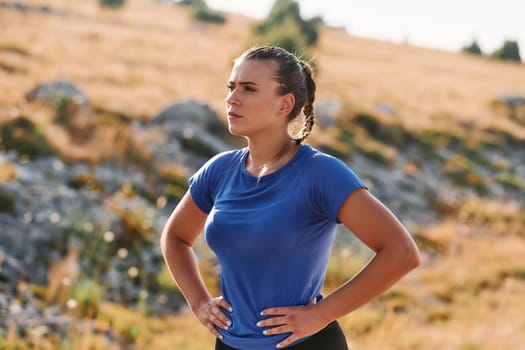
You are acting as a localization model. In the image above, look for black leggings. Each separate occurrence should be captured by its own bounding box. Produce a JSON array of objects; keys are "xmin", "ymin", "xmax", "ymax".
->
[{"xmin": 215, "ymin": 321, "xmax": 348, "ymax": 350}]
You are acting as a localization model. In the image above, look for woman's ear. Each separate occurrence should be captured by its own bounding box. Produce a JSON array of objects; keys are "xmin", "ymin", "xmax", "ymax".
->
[{"xmin": 278, "ymin": 93, "xmax": 295, "ymax": 117}]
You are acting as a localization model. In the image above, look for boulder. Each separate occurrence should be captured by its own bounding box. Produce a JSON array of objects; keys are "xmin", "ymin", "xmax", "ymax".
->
[
  {"xmin": 152, "ymin": 99, "xmax": 228, "ymax": 137},
  {"xmin": 143, "ymin": 99, "xmax": 235, "ymax": 169},
  {"xmin": 25, "ymin": 80, "xmax": 91, "ymax": 124},
  {"xmin": 25, "ymin": 79, "xmax": 89, "ymax": 105},
  {"xmin": 493, "ymin": 95, "xmax": 525, "ymax": 124}
]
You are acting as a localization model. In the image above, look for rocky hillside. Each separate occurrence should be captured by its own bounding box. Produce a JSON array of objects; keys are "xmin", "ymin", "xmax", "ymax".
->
[{"xmin": 1, "ymin": 0, "xmax": 524, "ymax": 349}]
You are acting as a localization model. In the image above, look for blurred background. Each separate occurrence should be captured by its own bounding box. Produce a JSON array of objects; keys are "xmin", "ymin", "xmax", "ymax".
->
[{"xmin": 0, "ymin": 0, "xmax": 524, "ymax": 349}]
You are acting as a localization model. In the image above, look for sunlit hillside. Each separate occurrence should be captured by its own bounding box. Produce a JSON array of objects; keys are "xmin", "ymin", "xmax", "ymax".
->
[
  {"xmin": 1, "ymin": 1, "xmax": 524, "ymax": 350},
  {"xmin": 2, "ymin": 0, "xmax": 525, "ymax": 136}
]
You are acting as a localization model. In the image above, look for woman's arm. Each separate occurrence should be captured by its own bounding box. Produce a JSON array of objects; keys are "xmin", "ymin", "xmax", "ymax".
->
[
  {"xmin": 316, "ymin": 188, "xmax": 421, "ymax": 322},
  {"xmin": 160, "ymin": 191, "xmax": 232, "ymax": 338},
  {"xmin": 259, "ymin": 188, "xmax": 420, "ymax": 348}
]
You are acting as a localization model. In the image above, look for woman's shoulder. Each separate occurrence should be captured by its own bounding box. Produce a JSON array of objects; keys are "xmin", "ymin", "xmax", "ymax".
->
[
  {"xmin": 299, "ymin": 144, "xmax": 367, "ymax": 194},
  {"xmin": 300, "ymin": 144, "xmax": 348, "ymax": 169},
  {"xmin": 212, "ymin": 147, "xmax": 246, "ymax": 160},
  {"xmin": 201, "ymin": 147, "xmax": 247, "ymax": 170}
]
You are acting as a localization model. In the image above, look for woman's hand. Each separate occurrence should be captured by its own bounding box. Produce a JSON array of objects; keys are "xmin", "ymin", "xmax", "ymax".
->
[
  {"xmin": 194, "ymin": 296, "xmax": 233, "ymax": 339},
  {"xmin": 257, "ymin": 299, "xmax": 330, "ymax": 349}
]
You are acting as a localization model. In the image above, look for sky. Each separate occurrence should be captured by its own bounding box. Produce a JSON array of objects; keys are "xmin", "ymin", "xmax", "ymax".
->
[{"xmin": 205, "ymin": 0, "xmax": 525, "ymax": 55}]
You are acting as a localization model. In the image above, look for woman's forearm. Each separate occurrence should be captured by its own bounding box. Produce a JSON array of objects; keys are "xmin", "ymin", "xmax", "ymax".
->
[
  {"xmin": 160, "ymin": 233, "xmax": 211, "ymax": 312},
  {"xmin": 317, "ymin": 244, "xmax": 420, "ymax": 324}
]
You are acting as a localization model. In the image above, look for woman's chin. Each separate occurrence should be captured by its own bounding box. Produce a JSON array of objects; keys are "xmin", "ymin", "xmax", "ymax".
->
[{"xmin": 227, "ymin": 125, "xmax": 245, "ymax": 137}]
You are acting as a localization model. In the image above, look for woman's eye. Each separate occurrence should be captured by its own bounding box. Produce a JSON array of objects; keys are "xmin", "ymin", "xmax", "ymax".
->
[
  {"xmin": 226, "ymin": 84, "xmax": 235, "ymax": 91},
  {"xmin": 245, "ymin": 86, "xmax": 256, "ymax": 92}
]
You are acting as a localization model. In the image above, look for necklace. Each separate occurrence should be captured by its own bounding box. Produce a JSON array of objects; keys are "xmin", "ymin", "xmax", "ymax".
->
[{"xmin": 256, "ymin": 141, "xmax": 296, "ymax": 183}]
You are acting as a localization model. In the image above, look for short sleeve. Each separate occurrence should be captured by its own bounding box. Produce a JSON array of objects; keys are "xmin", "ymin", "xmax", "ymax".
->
[
  {"xmin": 310, "ymin": 153, "xmax": 368, "ymax": 223},
  {"xmin": 189, "ymin": 153, "xmax": 225, "ymax": 214}
]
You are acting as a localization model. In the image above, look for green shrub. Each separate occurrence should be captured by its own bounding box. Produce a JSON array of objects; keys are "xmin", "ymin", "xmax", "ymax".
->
[
  {"xmin": 444, "ymin": 154, "xmax": 486, "ymax": 192},
  {"xmin": 357, "ymin": 145, "xmax": 394, "ymax": 166},
  {"xmin": 68, "ymin": 173, "xmax": 105, "ymax": 192},
  {"xmin": 0, "ymin": 116, "xmax": 54, "ymax": 159},
  {"xmin": 99, "ymin": 0, "xmax": 125, "ymax": 8},
  {"xmin": 464, "ymin": 144, "xmax": 488, "ymax": 166},
  {"xmin": 120, "ymin": 323, "xmax": 139, "ymax": 343},
  {"xmin": 0, "ymin": 190, "xmax": 15, "ymax": 214},
  {"xmin": 252, "ymin": 0, "xmax": 322, "ymax": 61},
  {"xmin": 181, "ymin": 134, "xmax": 217, "ymax": 158},
  {"xmin": 255, "ymin": 0, "xmax": 301, "ymax": 34},
  {"xmin": 317, "ymin": 142, "xmax": 353, "ymax": 161},
  {"xmin": 177, "ymin": 0, "xmax": 226, "ymax": 24},
  {"xmin": 72, "ymin": 279, "xmax": 103, "ymax": 318},
  {"xmin": 352, "ymin": 112, "xmax": 411, "ymax": 148},
  {"xmin": 462, "ymin": 40, "xmax": 483, "ymax": 55},
  {"xmin": 491, "ymin": 40, "xmax": 522, "ymax": 62},
  {"xmin": 415, "ymin": 129, "xmax": 465, "ymax": 160},
  {"xmin": 496, "ymin": 172, "xmax": 525, "ymax": 191},
  {"xmin": 255, "ymin": 0, "xmax": 322, "ymax": 46},
  {"xmin": 354, "ymin": 112, "xmax": 381, "ymax": 135},
  {"xmin": 257, "ymin": 16, "xmax": 307, "ymax": 55},
  {"xmin": 193, "ymin": 6, "xmax": 225, "ymax": 24},
  {"xmin": 378, "ymin": 124, "xmax": 411, "ymax": 148},
  {"xmin": 176, "ymin": 0, "xmax": 206, "ymax": 6}
]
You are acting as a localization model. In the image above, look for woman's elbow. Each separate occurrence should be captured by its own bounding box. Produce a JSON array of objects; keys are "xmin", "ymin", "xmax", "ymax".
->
[
  {"xmin": 402, "ymin": 240, "xmax": 421, "ymax": 272},
  {"xmin": 159, "ymin": 229, "xmax": 169, "ymax": 254}
]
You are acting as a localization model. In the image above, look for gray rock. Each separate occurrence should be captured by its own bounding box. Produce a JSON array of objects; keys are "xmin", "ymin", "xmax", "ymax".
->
[
  {"xmin": 25, "ymin": 79, "xmax": 89, "ymax": 105},
  {"xmin": 495, "ymin": 95, "xmax": 525, "ymax": 107},
  {"xmin": 493, "ymin": 95, "xmax": 525, "ymax": 124},
  {"xmin": 138, "ymin": 99, "xmax": 236, "ymax": 171},
  {"xmin": 373, "ymin": 102, "xmax": 397, "ymax": 115},
  {"xmin": 152, "ymin": 99, "xmax": 227, "ymax": 136},
  {"xmin": 315, "ymin": 100, "xmax": 340, "ymax": 128}
]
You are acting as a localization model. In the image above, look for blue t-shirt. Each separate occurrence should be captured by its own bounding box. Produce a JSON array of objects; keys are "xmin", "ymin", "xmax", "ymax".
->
[{"xmin": 189, "ymin": 144, "xmax": 367, "ymax": 349}]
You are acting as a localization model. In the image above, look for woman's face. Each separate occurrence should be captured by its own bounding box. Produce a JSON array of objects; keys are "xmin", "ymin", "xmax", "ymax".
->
[{"xmin": 226, "ymin": 58, "xmax": 288, "ymax": 138}]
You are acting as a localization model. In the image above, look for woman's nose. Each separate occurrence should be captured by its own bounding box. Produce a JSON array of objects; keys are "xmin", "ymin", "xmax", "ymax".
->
[{"xmin": 226, "ymin": 89, "xmax": 239, "ymax": 106}]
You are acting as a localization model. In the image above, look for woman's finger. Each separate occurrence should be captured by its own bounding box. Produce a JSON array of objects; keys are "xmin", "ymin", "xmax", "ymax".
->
[
  {"xmin": 260, "ymin": 306, "xmax": 292, "ymax": 316},
  {"xmin": 257, "ymin": 315, "xmax": 287, "ymax": 328},
  {"xmin": 216, "ymin": 296, "xmax": 234, "ymax": 312},
  {"xmin": 206, "ymin": 320, "xmax": 224, "ymax": 339},
  {"xmin": 261, "ymin": 324, "xmax": 291, "ymax": 336},
  {"xmin": 210, "ymin": 298, "xmax": 232, "ymax": 329},
  {"xmin": 210, "ymin": 310, "xmax": 230, "ymax": 330},
  {"xmin": 276, "ymin": 334, "xmax": 301, "ymax": 349}
]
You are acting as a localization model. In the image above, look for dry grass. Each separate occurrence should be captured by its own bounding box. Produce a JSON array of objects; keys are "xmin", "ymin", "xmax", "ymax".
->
[
  {"xmin": 315, "ymin": 28, "xmax": 525, "ymax": 137},
  {"xmin": 0, "ymin": 0, "xmax": 251, "ymax": 119},
  {"xmin": 2, "ymin": 0, "xmax": 525, "ymax": 138},
  {"xmin": 339, "ymin": 209, "xmax": 525, "ymax": 350}
]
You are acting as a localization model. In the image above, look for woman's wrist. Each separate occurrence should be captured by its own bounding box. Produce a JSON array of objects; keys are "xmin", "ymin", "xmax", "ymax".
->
[
  {"xmin": 314, "ymin": 299, "xmax": 336, "ymax": 327},
  {"xmin": 189, "ymin": 294, "xmax": 212, "ymax": 314}
]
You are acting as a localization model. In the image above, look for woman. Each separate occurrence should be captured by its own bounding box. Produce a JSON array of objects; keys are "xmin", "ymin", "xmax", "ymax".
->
[{"xmin": 160, "ymin": 46, "xmax": 421, "ymax": 350}]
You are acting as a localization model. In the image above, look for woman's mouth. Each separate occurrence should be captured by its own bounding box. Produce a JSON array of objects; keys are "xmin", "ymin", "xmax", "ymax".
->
[{"xmin": 227, "ymin": 111, "xmax": 242, "ymax": 119}]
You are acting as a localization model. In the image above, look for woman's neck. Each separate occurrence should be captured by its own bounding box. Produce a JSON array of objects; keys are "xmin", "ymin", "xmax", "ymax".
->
[{"xmin": 245, "ymin": 135, "xmax": 298, "ymax": 177}]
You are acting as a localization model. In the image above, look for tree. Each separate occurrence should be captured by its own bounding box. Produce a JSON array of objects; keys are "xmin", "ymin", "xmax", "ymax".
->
[
  {"xmin": 176, "ymin": 0, "xmax": 226, "ymax": 24},
  {"xmin": 253, "ymin": 0, "xmax": 323, "ymax": 50},
  {"xmin": 462, "ymin": 40, "xmax": 482, "ymax": 55},
  {"xmin": 99, "ymin": 0, "xmax": 125, "ymax": 8},
  {"xmin": 176, "ymin": 0, "xmax": 206, "ymax": 6},
  {"xmin": 491, "ymin": 40, "xmax": 522, "ymax": 62}
]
